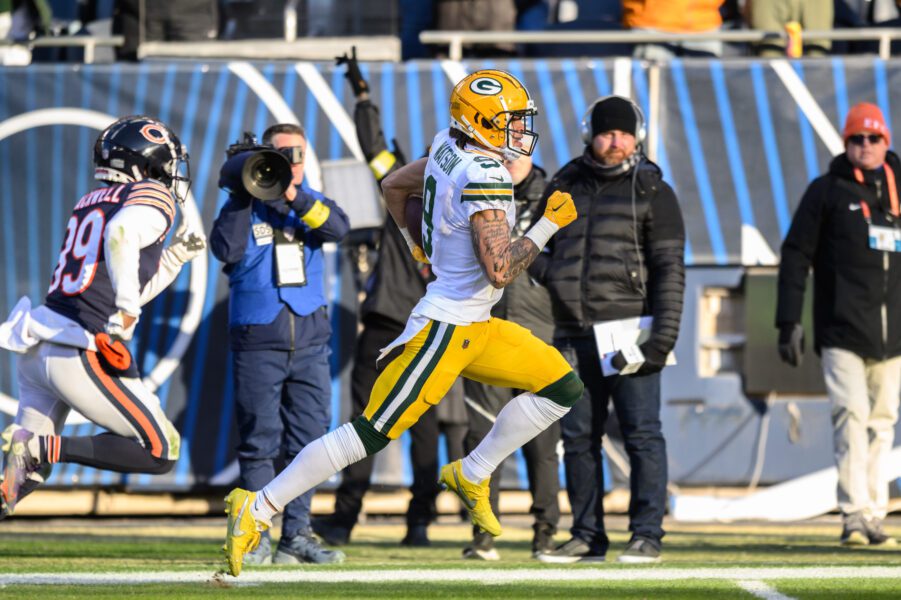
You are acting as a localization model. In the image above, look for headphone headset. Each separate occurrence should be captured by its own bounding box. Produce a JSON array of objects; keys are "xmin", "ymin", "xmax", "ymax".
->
[{"xmin": 579, "ymin": 95, "xmax": 647, "ymax": 146}]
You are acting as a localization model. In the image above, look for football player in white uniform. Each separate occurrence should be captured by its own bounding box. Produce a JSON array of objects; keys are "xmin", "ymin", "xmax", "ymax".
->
[{"xmin": 223, "ymin": 70, "xmax": 581, "ymax": 575}]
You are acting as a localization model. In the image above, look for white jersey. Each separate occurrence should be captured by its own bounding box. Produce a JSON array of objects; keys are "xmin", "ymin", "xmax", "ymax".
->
[{"xmin": 412, "ymin": 129, "xmax": 516, "ymax": 325}]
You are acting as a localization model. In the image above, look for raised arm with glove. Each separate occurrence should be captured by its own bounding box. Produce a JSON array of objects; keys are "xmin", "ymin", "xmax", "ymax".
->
[{"xmin": 337, "ymin": 46, "xmax": 407, "ymax": 184}]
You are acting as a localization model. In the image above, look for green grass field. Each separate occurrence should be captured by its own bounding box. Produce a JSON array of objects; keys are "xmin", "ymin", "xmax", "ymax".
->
[{"xmin": 2, "ymin": 515, "xmax": 901, "ymax": 598}]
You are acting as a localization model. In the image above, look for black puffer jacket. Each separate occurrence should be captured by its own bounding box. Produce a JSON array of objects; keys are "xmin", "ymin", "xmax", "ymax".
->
[
  {"xmin": 529, "ymin": 149, "xmax": 685, "ymax": 366},
  {"xmin": 777, "ymin": 151, "xmax": 901, "ymax": 359}
]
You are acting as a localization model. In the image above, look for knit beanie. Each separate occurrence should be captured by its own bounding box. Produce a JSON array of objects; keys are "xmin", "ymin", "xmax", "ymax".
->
[
  {"xmin": 590, "ymin": 96, "xmax": 639, "ymax": 138},
  {"xmin": 843, "ymin": 102, "xmax": 891, "ymax": 146}
]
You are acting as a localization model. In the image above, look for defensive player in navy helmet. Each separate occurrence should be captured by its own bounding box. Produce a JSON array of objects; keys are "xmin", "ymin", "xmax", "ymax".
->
[{"xmin": 0, "ymin": 115, "xmax": 206, "ymax": 518}]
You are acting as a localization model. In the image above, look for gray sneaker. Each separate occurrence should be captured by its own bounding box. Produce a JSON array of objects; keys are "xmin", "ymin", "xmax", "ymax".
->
[
  {"xmin": 274, "ymin": 534, "xmax": 346, "ymax": 565},
  {"xmin": 617, "ymin": 537, "xmax": 661, "ymax": 563},
  {"xmin": 841, "ymin": 513, "xmax": 869, "ymax": 547},
  {"xmin": 243, "ymin": 530, "xmax": 272, "ymax": 566},
  {"xmin": 536, "ymin": 537, "xmax": 606, "ymax": 564},
  {"xmin": 865, "ymin": 519, "xmax": 898, "ymax": 547}
]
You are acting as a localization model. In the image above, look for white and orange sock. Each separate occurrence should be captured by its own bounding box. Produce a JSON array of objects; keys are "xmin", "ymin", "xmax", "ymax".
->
[{"xmin": 37, "ymin": 435, "xmax": 61, "ymax": 464}]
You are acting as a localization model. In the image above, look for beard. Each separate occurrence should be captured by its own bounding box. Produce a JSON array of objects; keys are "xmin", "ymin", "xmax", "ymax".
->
[{"xmin": 598, "ymin": 148, "xmax": 629, "ymax": 165}]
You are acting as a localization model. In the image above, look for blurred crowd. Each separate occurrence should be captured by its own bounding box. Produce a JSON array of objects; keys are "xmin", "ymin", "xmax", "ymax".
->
[{"xmin": 1, "ymin": 0, "xmax": 900, "ymax": 61}]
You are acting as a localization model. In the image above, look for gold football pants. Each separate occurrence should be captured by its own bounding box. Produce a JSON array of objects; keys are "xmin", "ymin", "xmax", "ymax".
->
[{"xmin": 364, "ymin": 317, "xmax": 574, "ymax": 440}]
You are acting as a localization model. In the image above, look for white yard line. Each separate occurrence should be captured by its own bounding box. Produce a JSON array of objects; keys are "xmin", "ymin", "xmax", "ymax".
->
[
  {"xmin": 736, "ymin": 580, "xmax": 796, "ymax": 600},
  {"xmin": 1, "ymin": 566, "xmax": 900, "ymax": 586}
]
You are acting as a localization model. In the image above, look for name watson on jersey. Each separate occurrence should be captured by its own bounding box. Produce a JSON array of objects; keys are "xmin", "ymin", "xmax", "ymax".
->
[{"xmin": 432, "ymin": 142, "xmax": 463, "ymax": 176}]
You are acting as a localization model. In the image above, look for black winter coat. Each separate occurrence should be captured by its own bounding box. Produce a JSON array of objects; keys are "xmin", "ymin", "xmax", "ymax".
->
[
  {"xmin": 529, "ymin": 150, "xmax": 685, "ymax": 366},
  {"xmin": 776, "ymin": 151, "xmax": 901, "ymax": 359}
]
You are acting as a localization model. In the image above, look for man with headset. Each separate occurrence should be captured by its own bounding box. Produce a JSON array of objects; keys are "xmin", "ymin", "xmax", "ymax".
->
[{"xmin": 529, "ymin": 96, "xmax": 685, "ymax": 563}]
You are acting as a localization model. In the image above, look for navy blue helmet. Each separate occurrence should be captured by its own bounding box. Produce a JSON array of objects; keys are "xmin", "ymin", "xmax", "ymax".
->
[{"xmin": 93, "ymin": 115, "xmax": 190, "ymax": 202}]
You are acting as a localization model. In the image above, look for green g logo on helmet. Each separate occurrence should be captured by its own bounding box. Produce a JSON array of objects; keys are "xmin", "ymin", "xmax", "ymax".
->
[{"xmin": 469, "ymin": 77, "xmax": 503, "ymax": 96}]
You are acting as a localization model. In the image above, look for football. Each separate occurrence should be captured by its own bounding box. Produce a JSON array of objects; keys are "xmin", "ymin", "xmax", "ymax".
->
[{"xmin": 405, "ymin": 195, "xmax": 424, "ymax": 247}]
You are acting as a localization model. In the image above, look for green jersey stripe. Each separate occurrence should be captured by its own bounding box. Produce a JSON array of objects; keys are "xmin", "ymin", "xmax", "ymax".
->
[
  {"xmin": 463, "ymin": 182, "xmax": 513, "ymax": 190},
  {"xmin": 461, "ymin": 194, "xmax": 513, "ymax": 202}
]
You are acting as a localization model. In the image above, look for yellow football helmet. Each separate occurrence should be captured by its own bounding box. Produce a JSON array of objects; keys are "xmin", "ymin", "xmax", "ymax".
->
[{"xmin": 449, "ymin": 69, "xmax": 538, "ymax": 160}]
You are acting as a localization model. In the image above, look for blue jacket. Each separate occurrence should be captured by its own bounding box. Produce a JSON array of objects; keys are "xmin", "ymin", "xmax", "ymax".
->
[{"xmin": 210, "ymin": 185, "xmax": 350, "ymax": 351}]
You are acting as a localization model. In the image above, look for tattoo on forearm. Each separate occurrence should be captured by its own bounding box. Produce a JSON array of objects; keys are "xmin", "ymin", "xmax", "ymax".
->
[{"xmin": 471, "ymin": 210, "xmax": 540, "ymax": 286}]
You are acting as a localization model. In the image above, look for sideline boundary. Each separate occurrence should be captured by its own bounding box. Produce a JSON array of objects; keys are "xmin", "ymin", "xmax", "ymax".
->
[{"xmin": 3, "ymin": 566, "xmax": 901, "ymax": 586}]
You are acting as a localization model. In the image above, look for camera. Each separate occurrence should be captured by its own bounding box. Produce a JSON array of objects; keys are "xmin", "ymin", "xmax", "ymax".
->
[{"xmin": 219, "ymin": 133, "xmax": 293, "ymax": 201}]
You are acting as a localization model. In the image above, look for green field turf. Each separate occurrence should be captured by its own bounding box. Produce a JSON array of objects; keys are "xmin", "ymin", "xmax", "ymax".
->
[{"xmin": 1, "ymin": 516, "xmax": 900, "ymax": 598}]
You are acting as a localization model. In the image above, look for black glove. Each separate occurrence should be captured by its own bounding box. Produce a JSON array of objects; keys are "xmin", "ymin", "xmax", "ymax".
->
[
  {"xmin": 610, "ymin": 350, "xmax": 629, "ymax": 372},
  {"xmin": 636, "ymin": 343, "xmax": 668, "ymax": 376},
  {"xmin": 610, "ymin": 345, "xmax": 667, "ymax": 376},
  {"xmin": 778, "ymin": 322, "xmax": 804, "ymax": 367},
  {"xmin": 336, "ymin": 46, "xmax": 369, "ymax": 97},
  {"xmin": 289, "ymin": 189, "xmax": 317, "ymax": 215},
  {"xmin": 636, "ymin": 358, "xmax": 666, "ymax": 376}
]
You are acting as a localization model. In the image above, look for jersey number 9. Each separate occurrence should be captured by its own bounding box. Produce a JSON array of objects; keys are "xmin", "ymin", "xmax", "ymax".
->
[{"xmin": 422, "ymin": 175, "xmax": 437, "ymax": 259}]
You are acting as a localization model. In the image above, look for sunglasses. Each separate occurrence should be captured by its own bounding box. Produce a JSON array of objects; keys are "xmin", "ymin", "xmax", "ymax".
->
[
  {"xmin": 848, "ymin": 134, "xmax": 884, "ymax": 146},
  {"xmin": 278, "ymin": 146, "xmax": 304, "ymax": 164}
]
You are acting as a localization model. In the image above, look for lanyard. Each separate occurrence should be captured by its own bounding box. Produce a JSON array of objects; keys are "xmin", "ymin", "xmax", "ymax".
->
[{"xmin": 853, "ymin": 163, "xmax": 900, "ymax": 219}]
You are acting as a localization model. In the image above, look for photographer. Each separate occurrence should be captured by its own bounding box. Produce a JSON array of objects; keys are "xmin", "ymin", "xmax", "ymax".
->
[{"xmin": 210, "ymin": 123, "xmax": 350, "ymax": 565}]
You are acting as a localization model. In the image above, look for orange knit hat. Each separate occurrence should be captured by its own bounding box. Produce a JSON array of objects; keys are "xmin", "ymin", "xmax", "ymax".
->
[{"xmin": 843, "ymin": 102, "xmax": 891, "ymax": 146}]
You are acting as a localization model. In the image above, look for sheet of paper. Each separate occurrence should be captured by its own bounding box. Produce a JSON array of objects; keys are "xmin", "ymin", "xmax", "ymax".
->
[{"xmin": 593, "ymin": 316, "xmax": 675, "ymax": 376}]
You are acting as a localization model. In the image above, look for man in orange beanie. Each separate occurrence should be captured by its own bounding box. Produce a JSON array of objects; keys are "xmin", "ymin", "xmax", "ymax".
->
[
  {"xmin": 777, "ymin": 101, "xmax": 900, "ymax": 547},
  {"xmin": 843, "ymin": 102, "xmax": 892, "ymax": 153}
]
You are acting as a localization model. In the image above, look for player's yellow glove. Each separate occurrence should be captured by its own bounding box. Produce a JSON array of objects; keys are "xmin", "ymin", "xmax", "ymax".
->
[
  {"xmin": 524, "ymin": 191, "xmax": 578, "ymax": 251},
  {"xmin": 400, "ymin": 226, "xmax": 431, "ymax": 264},
  {"xmin": 411, "ymin": 245, "xmax": 431, "ymax": 264},
  {"xmin": 543, "ymin": 190, "xmax": 577, "ymax": 229}
]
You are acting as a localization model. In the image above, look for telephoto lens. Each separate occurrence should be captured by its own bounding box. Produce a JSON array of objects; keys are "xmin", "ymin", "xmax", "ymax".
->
[
  {"xmin": 242, "ymin": 150, "xmax": 293, "ymax": 200},
  {"xmin": 219, "ymin": 145, "xmax": 293, "ymax": 201}
]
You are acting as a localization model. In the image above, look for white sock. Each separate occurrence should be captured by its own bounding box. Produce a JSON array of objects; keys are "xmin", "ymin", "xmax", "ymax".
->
[
  {"xmin": 250, "ymin": 489, "xmax": 278, "ymax": 527},
  {"xmin": 460, "ymin": 392, "xmax": 569, "ymax": 483},
  {"xmin": 256, "ymin": 423, "xmax": 366, "ymax": 518}
]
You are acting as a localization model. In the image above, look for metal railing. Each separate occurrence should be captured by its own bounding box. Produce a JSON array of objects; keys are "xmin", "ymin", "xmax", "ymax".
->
[
  {"xmin": 5, "ymin": 27, "xmax": 900, "ymax": 65},
  {"xmin": 0, "ymin": 35, "xmax": 124, "ymax": 64},
  {"xmin": 0, "ymin": 34, "xmax": 402, "ymax": 65},
  {"xmin": 136, "ymin": 37, "xmax": 401, "ymax": 61},
  {"xmin": 420, "ymin": 28, "xmax": 901, "ymax": 61}
]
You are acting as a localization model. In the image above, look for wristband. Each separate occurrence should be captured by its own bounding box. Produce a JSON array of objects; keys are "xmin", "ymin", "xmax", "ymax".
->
[
  {"xmin": 369, "ymin": 149, "xmax": 397, "ymax": 180},
  {"xmin": 399, "ymin": 227, "xmax": 417, "ymax": 252},
  {"xmin": 523, "ymin": 216, "xmax": 560, "ymax": 251},
  {"xmin": 300, "ymin": 200, "xmax": 331, "ymax": 228}
]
